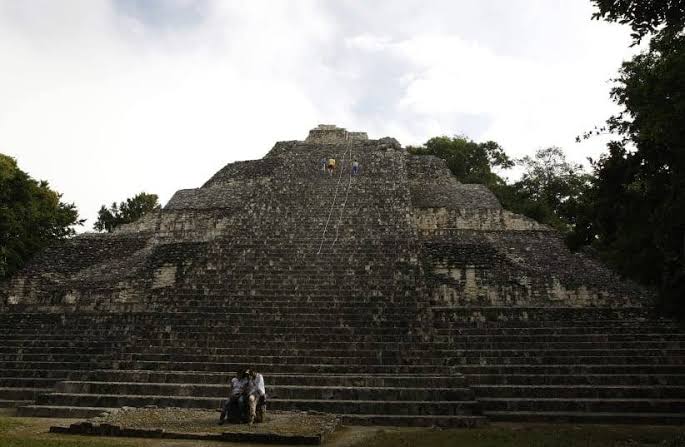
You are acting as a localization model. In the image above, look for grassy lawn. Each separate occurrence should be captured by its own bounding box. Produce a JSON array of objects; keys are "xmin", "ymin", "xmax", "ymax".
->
[
  {"xmin": 0, "ymin": 414, "xmax": 683, "ymax": 447},
  {"xmin": 352, "ymin": 424, "xmax": 685, "ymax": 447}
]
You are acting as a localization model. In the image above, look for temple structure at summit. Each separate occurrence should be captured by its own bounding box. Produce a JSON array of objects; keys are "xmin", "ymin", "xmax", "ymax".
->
[{"xmin": 1, "ymin": 125, "xmax": 683, "ymax": 426}]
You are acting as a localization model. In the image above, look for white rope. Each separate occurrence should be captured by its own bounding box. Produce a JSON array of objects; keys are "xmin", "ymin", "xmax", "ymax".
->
[
  {"xmin": 316, "ymin": 142, "xmax": 351, "ymax": 255},
  {"xmin": 332, "ymin": 145, "xmax": 354, "ymax": 247}
]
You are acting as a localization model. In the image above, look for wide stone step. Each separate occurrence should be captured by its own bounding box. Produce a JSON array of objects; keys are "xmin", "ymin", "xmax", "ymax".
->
[
  {"xmin": 430, "ymin": 306, "xmax": 658, "ymax": 321},
  {"xmin": 458, "ymin": 364, "xmax": 685, "ymax": 374},
  {"xmin": 484, "ymin": 411, "xmax": 685, "ymax": 425},
  {"xmin": 0, "ymin": 362, "xmax": 112, "ymax": 372},
  {"xmin": 1, "ymin": 334, "xmax": 415, "ymax": 344},
  {"xmin": 0, "ymin": 314, "xmax": 419, "ymax": 325},
  {"xmin": 0, "ymin": 387, "xmax": 53, "ymax": 400},
  {"xmin": 0, "ymin": 377, "xmax": 61, "ymax": 388},
  {"xmin": 0, "ymin": 343, "xmax": 127, "ymax": 351},
  {"xmin": 342, "ymin": 414, "xmax": 488, "ymax": 427},
  {"xmin": 0, "ymin": 399, "xmax": 34, "ymax": 408},
  {"xmin": 436, "ymin": 327, "xmax": 683, "ymax": 336},
  {"xmin": 133, "ymin": 336, "xmax": 685, "ymax": 350},
  {"xmin": 56, "ymin": 381, "xmax": 475, "ymax": 401},
  {"xmin": 0, "ymin": 348, "xmax": 116, "ymax": 357},
  {"xmin": 435, "ymin": 334, "xmax": 685, "ymax": 343},
  {"xmin": 471, "ymin": 385, "xmax": 685, "ymax": 399},
  {"xmin": 433, "ymin": 320, "xmax": 679, "ymax": 329},
  {"xmin": 0, "ymin": 354, "xmax": 123, "ymax": 363},
  {"xmin": 124, "ymin": 353, "xmax": 408, "ymax": 365},
  {"xmin": 453, "ymin": 356, "xmax": 685, "ymax": 366},
  {"xmin": 72, "ymin": 371, "xmax": 467, "ymax": 387},
  {"xmin": 112, "ymin": 352, "xmax": 685, "ymax": 367},
  {"xmin": 6, "ymin": 319, "xmax": 675, "ymax": 330},
  {"xmin": 0, "ymin": 369, "xmax": 81, "ymax": 381},
  {"xmin": 126, "ymin": 361, "xmax": 453, "ymax": 374},
  {"xmin": 478, "ymin": 397, "xmax": 685, "ymax": 413},
  {"xmin": 35, "ymin": 393, "xmax": 481, "ymax": 415},
  {"xmin": 117, "ymin": 345, "xmax": 685, "ymax": 358},
  {"xmin": 467, "ymin": 374, "xmax": 685, "ymax": 386},
  {"xmin": 136, "ymin": 326, "xmax": 415, "ymax": 336}
]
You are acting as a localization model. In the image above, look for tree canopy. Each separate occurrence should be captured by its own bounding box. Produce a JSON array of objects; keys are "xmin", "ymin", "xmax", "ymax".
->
[
  {"xmin": 591, "ymin": 0, "xmax": 685, "ymax": 44},
  {"xmin": 563, "ymin": 1, "xmax": 685, "ymax": 315},
  {"xmin": 94, "ymin": 192, "xmax": 161, "ymax": 233},
  {"xmin": 0, "ymin": 154, "xmax": 82, "ymax": 279},
  {"xmin": 408, "ymin": 136, "xmax": 513, "ymax": 186}
]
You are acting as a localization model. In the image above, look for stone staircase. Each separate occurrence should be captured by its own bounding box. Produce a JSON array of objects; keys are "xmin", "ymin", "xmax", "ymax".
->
[
  {"xmin": 1, "ymin": 311, "xmax": 486, "ymax": 427},
  {"xmin": 430, "ymin": 307, "xmax": 685, "ymax": 424}
]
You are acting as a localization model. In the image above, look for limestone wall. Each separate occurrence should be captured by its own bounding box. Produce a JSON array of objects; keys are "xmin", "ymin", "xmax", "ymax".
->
[
  {"xmin": 414, "ymin": 208, "xmax": 547, "ymax": 231},
  {"xmin": 420, "ymin": 230, "xmax": 648, "ymax": 307},
  {"xmin": 407, "ymin": 156, "xmax": 501, "ymax": 209}
]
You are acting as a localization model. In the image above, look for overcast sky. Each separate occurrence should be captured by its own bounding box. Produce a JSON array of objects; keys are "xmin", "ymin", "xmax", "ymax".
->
[{"xmin": 0, "ymin": 0, "xmax": 637, "ymax": 228}]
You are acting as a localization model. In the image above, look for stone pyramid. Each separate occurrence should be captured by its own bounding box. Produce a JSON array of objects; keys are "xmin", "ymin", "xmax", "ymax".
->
[{"xmin": 1, "ymin": 125, "xmax": 683, "ymax": 426}]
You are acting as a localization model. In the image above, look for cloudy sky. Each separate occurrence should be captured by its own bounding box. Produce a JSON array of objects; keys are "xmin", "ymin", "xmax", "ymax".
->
[{"xmin": 0, "ymin": 0, "xmax": 637, "ymax": 228}]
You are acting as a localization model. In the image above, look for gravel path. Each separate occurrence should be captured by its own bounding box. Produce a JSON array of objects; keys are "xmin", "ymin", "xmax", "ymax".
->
[{"xmin": 91, "ymin": 407, "xmax": 339, "ymax": 437}]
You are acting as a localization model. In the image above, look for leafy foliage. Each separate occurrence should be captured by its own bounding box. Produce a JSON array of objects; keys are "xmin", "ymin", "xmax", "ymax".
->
[
  {"xmin": 0, "ymin": 154, "xmax": 82, "ymax": 279},
  {"xmin": 507, "ymin": 148, "xmax": 593, "ymax": 234},
  {"xmin": 94, "ymin": 192, "xmax": 161, "ymax": 233},
  {"xmin": 569, "ymin": 2, "xmax": 685, "ymax": 315},
  {"xmin": 591, "ymin": 0, "xmax": 685, "ymax": 44},
  {"xmin": 408, "ymin": 136, "xmax": 513, "ymax": 186},
  {"xmin": 569, "ymin": 30, "xmax": 685, "ymax": 315}
]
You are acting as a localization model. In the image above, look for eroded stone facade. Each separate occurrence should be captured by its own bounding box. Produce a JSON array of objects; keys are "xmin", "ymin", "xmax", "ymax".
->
[{"xmin": 0, "ymin": 125, "xmax": 649, "ymax": 312}]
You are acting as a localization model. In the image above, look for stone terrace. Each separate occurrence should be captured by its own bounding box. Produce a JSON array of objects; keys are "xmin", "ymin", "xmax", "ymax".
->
[{"xmin": 1, "ymin": 125, "xmax": 683, "ymax": 426}]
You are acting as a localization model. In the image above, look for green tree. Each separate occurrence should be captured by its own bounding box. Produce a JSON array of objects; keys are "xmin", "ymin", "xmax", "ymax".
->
[
  {"xmin": 0, "ymin": 154, "xmax": 82, "ymax": 279},
  {"xmin": 591, "ymin": 0, "xmax": 685, "ymax": 44},
  {"xmin": 576, "ymin": 2, "xmax": 685, "ymax": 315},
  {"xmin": 408, "ymin": 135, "xmax": 514, "ymax": 186},
  {"xmin": 513, "ymin": 147, "xmax": 593, "ymax": 233},
  {"xmin": 93, "ymin": 192, "xmax": 161, "ymax": 233}
]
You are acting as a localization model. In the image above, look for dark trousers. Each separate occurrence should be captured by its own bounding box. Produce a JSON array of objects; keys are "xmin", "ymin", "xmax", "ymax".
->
[{"xmin": 219, "ymin": 395, "xmax": 245, "ymax": 423}]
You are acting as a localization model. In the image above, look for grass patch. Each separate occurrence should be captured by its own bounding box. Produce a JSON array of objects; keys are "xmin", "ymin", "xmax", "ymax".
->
[
  {"xmin": 0, "ymin": 439, "xmax": 138, "ymax": 447},
  {"xmin": 0, "ymin": 416, "xmax": 136, "ymax": 447},
  {"xmin": 0, "ymin": 417, "xmax": 26, "ymax": 434},
  {"xmin": 354, "ymin": 424, "xmax": 685, "ymax": 447}
]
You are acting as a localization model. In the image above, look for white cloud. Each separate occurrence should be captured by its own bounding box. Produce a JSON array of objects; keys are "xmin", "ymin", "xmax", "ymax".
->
[{"xmin": 0, "ymin": 0, "xmax": 638, "ymax": 228}]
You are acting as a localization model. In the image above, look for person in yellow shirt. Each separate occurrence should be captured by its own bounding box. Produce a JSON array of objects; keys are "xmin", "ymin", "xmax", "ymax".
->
[{"xmin": 327, "ymin": 158, "xmax": 336, "ymax": 176}]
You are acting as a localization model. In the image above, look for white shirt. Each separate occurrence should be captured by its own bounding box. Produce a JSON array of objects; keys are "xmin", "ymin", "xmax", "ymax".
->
[{"xmin": 247, "ymin": 373, "xmax": 266, "ymax": 397}]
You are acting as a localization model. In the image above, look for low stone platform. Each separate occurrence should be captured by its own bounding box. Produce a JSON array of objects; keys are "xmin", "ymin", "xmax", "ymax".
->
[{"xmin": 49, "ymin": 407, "xmax": 340, "ymax": 445}]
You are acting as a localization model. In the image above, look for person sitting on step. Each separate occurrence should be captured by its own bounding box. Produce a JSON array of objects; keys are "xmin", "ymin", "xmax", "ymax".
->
[
  {"xmin": 218, "ymin": 367, "xmax": 249, "ymax": 425},
  {"xmin": 327, "ymin": 158, "xmax": 336, "ymax": 176},
  {"xmin": 245, "ymin": 367, "xmax": 267, "ymax": 424}
]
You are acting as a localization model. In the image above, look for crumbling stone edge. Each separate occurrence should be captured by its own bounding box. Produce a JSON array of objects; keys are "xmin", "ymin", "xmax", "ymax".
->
[{"xmin": 49, "ymin": 414, "xmax": 341, "ymax": 445}]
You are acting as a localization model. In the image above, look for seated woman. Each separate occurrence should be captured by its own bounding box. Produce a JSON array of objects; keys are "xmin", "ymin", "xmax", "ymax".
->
[{"xmin": 245, "ymin": 367, "xmax": 267, "ymax": 424}]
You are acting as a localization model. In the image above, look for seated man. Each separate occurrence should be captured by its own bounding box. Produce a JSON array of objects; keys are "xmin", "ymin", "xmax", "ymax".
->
[
  {"xmin": 218, "ymin": 367, "xmax": 249, "ymax": 425},
  {"xmin": 245, "ymin": 367, "xmax": 267, "ymax": 424}
]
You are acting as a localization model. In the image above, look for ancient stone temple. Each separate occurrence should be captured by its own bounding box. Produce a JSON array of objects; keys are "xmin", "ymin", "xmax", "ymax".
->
[{"xmin": 1, "ymin": 125, "xmax": 684, "ymax": 426}]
